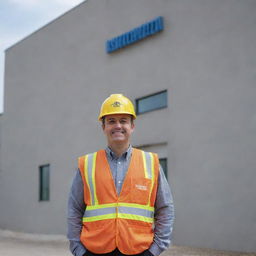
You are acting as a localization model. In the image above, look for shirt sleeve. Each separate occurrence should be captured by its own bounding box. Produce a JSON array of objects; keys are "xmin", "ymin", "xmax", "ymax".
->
[
  {"xmin": 148, "ymin": 166, "xmax": 175, "ymax": 256},
  {"xmin": 67, "ymin": 169, "xmax": 87, "ymax": 256}
]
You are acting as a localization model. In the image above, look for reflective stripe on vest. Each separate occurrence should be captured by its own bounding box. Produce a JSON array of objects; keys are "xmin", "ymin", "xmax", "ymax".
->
[
  {"xmin": 84, "ymin": 153, "xmax": 98, "ymax": 205},
  {"xmin": 142, "ymin": 151, "xmax": 155, "ymax": 206},
  {"xmin": 83, "ymin": 203, "xmax": 154, "ymax": 223},
  {"xmin": 83, "ymin": 151, "xmax": 155, "ymax": 223}
]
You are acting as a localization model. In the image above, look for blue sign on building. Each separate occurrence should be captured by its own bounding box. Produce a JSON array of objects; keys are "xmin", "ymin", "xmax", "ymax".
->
[{"xmin": 106, "ymin": 16, "xmax": 164, "ymax": 53}]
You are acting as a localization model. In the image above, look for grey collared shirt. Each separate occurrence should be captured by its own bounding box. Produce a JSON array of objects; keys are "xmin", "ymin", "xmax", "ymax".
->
[{"xmin": 67, "ymin": 146, "xmax": 175, "ymax": 256}]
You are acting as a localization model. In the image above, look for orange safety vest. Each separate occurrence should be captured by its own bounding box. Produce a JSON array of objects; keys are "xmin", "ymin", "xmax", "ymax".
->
[{"xmin": 78, "ymin": 148, "xmax": 159, "ymax": 255}]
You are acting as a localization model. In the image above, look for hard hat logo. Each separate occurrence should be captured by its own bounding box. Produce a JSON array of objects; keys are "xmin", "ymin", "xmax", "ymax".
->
[
  {"xmin": 111, "ymin": 101, "xmax": 122, "ymax": 108},
  {"xmin": 98, "ymin": 94, "xmax": 136, "ymax": 121}
]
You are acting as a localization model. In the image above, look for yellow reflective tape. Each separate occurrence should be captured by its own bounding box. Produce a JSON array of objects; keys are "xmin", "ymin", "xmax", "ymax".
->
[
  {"xmin": 148, "ymin": 152, "xmax": 155, "ymax": 206},
  {"xmin": 150, "ymin": 152, "xmax": 155, "ymax": 187},
  {"xmin": 86, "ymin": 203, "xmax": 118, "ymax": 211},
  {"xmin": 83, "ymin": 213, "xmax": 117, "ymax": 222},
  {"xmin": 142, "ymin": 151, "xmax": 149, "ymax": 179},
  {"xmin": 150, "ymin": 153, "xmax": 154, "ymax": 182},
  {"xmin": 91, "ymin": 152, "xmax": 98, "ymax": 205},
  {"xmin": 84, "ymin": 155, "xmax": 92, "ymax": 205},
  {"xmin": 86, "ymin": 203, "xmax": 153, "ymax": 211},
  {"xmin": 118, "ymin": 202, "xmax": 154, "ymax": 212},
  {"xmin": 118, "ymin": 213, "xmax": 153, "ymax": 223}
]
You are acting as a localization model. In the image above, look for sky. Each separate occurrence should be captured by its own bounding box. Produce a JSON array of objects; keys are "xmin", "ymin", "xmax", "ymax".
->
[{"xmin": 0, "ymin": 0, "xmax": 85, "ymax": 114}]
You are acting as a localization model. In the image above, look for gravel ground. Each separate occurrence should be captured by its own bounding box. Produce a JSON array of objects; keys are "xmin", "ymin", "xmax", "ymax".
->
[{"xmin": 0, "ymin": 229, "xmax": 255, "ymax": 256}]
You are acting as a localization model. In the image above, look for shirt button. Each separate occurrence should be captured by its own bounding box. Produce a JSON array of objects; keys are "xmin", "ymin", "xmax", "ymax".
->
[
  {"xmin": 118, "ymin": 162, "xmax": 121, "ymax": 164},
  {"xmin": 118, "ymin": 181, "xmax": 121, "ymax": 184}
]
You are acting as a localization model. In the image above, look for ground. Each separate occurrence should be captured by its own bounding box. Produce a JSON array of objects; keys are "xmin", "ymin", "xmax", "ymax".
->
[{"xmin": 0, "ymin": 229, "xmax": 255, "ymax": 256}]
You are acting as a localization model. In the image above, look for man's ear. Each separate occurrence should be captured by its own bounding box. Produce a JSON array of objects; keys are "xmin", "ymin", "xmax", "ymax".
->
[
  {"xmin": 131, "ymin": 122, "xmax": 135, "ymax": 131},
  {"xmin": 102, "ymin": 123, "xmax": 105, "ymax": 130}
]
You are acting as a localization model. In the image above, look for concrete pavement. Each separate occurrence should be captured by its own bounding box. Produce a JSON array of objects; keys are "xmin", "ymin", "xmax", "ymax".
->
[{"xmin": 0, "ymin": 229, "xmax": 255, "ymax": 256}]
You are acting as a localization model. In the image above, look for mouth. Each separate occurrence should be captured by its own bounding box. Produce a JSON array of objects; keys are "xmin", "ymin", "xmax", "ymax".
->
[{"xmin": 111, "ymin": 130, "xmax": 125, "ymax": 135}]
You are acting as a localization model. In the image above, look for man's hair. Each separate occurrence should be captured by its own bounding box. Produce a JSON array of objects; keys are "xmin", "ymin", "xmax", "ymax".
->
[{"xmin": 102, "ymin": 115, "xmax": 134, "ymax": 126}]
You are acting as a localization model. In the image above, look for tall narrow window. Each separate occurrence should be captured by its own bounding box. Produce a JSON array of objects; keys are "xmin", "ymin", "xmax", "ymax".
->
[
  {"xmin": 39, "ymin": 164, "xmax": 50, "ymax": 201},
  {"xmin": 136, "ymin": 90, "xmax": 167, "ymax": 115},
  {"xmin": 159, "ymin": 158, "xmax": 168, "ymax": 179}
]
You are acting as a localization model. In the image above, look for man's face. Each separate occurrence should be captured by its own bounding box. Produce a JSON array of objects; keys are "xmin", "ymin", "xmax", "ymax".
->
[{"xmin": 102, "ymin": 114, "xmax": 135, "ymax": 146}]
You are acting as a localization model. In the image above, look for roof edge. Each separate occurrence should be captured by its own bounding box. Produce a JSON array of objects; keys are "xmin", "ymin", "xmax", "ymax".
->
[{"xmin": 5, "ymin": 0, "xmax": 88, "ymax": 52}]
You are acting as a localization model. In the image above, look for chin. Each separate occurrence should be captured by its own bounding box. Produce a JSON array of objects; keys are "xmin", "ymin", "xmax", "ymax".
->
[
  {"xmin": 112, "ymin": 135, "xmax": 125, "ymax": 140},
  {"xmin": 113, "ymin": 139, "xmax": 125, "ymax": 142},
  {"xmin": 112, "ymin": 138, "xmax": 126, "ymax": 142}
]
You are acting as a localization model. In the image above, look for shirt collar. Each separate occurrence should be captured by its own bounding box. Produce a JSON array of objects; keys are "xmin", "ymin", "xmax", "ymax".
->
[{"xmin": 105, "ymin": 145, "xmax": 132, "ymax": 160}]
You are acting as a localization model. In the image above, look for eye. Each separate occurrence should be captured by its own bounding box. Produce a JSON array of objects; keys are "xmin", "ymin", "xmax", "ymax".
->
[{"xmin": 108, "ymin": 119, "xmax": 115, "ymax": 124}]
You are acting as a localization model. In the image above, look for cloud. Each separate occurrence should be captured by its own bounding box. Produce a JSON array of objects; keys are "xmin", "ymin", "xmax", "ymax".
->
[
  {"xmin": 8, "ymin": 0, "xmax": 84, "ymax": 9},
  {"xmin": 8, "ymin": 0, "xmax": 40, "ymax": 7},
  {"xmin": 53, "ymin": 0, "xmax": 85, "ymax": 6}
]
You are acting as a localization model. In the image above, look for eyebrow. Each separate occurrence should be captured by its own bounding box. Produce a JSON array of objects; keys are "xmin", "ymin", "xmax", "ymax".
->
[{"xmin": 107, "ymin": 117, "xmax": 128, "ymax": 121}]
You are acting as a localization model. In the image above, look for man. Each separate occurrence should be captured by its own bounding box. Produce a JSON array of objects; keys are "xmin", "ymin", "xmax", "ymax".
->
[{"xmin": 67, "ymin": 94, "xmax": 174, "ymax": 256}]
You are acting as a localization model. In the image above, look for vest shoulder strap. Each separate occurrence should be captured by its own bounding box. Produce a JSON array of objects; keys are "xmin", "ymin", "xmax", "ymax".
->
[{"xmin": 78, "ymin": 151, "xmax": 100, "ymax": 205}]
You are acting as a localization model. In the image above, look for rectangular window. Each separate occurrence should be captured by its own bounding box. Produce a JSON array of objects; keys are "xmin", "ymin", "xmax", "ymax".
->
[
  {"xmin": 39, "ymin": 164, "xmax": 50, "ymax": 201},
  {"xmin": 136, "ymin": 90, "xmax": 167, "ymax": 115},
  {"xmin": 159, "ymin": 158, "xmax": 168, "ymax": 179}
]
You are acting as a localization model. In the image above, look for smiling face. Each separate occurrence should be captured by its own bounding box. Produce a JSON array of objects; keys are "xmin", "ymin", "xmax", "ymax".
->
[{"xmin": 102, "ymin": 114, "xmax": 135, "ymax": 148}]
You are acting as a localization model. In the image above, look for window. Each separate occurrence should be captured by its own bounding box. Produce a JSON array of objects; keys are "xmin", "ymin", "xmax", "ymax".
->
[
  {"xmin": 39, "ymin": 164, "xmax": 50, "ymax": 201},
  {"xmin": 136, "ymin": 90, "xmax": 167, "ymax": 115},
  {"xmin": 159, "ymin": 158, "xmax": 168, "ymax": 179}
]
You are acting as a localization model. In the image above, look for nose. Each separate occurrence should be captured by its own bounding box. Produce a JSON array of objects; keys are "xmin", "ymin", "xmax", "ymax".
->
[{"xmin": 114, "ymin": 121, "xmax": 122, "ymax": 128}]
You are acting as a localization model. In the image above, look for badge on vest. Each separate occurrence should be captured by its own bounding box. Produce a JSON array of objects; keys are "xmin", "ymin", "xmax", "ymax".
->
[{"xmin": 135, "ymin": 184, "xmax": 148, "ymax": 191}]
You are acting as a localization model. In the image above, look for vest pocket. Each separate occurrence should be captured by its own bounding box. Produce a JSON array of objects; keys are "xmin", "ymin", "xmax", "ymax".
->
[
  {"xmin": 81, "ymin": 221, "xmax": 116, "ymax": 254},
  {"xmin": 127, "ymin": 225, "xmax": 153, "ymax": 253},
  {"xmin": 130, "ymin": 178, "xmax": 152, "ymax": 205}
]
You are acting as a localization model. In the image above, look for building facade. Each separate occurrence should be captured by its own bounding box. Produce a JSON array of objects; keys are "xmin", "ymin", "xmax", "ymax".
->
[{"xmin": 1, "ymin": 0, "xmax": 256, "ymax": 253}]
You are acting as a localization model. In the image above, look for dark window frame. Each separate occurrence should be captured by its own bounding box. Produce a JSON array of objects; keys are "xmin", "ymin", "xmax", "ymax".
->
[
  {"xmin": 39, "ymin": 164, "xmax": 50, "ymax": 201},
  {"xmin": 159, "ymin": 158, "xmax": 168, "ymax": 179},
  {"xmin": 135, "ymin": 90, "xmax": 168, "ymax": 115}
]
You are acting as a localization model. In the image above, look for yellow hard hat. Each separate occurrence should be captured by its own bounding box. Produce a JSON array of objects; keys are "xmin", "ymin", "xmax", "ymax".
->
[{"xmin": 98, "ymin": 94, "xmax": 136, "ymax": 120}]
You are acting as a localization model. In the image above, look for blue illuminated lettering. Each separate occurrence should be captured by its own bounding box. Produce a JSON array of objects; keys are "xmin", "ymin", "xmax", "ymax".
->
[
  {"xmin": 106, "ymin": 16, "xmax": 164, "ymax": 53},
  {"xmin": 124, "ymin": 33, "xmax": 129, "ymax": 45}
]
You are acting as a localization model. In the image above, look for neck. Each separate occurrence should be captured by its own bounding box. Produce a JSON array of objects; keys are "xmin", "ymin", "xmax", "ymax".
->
[{"xmin": 108, "ymin": 142, "xmax": 130, "ymax": 158}]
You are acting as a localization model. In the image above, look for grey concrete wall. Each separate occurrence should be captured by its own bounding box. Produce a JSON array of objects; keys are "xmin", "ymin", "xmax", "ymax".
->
[
  {"xmin": 0, "ymin": 114, "xmax": 2, "ymax": 176},
  {"xmin": 0, "ymin": 114, "xmax": 4, "ymax": 234},
  {"xmin": 1, "ymin": 0, "xmax": 256, "ymax": 253}
]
